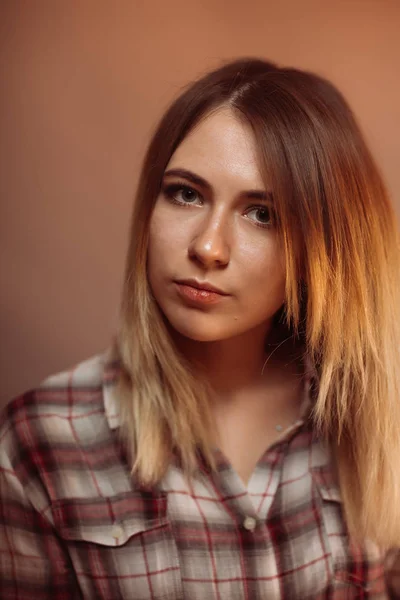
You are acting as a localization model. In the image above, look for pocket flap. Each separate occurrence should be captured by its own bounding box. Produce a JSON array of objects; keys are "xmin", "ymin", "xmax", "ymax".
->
[{"xmin": 51, "ymin": 491, "xmax": 168, "ymax": 546}]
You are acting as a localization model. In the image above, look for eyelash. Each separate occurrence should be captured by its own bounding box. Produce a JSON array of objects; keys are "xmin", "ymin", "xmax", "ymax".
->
[{"xmin": 161, "ymin": 182, "xmax": 274, "ymax": 229}]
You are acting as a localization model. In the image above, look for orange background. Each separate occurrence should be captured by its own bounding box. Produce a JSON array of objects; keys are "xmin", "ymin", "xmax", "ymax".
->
[{"xmin": 1, "ymin": 0, "xmax": 399, "ymax": 406}]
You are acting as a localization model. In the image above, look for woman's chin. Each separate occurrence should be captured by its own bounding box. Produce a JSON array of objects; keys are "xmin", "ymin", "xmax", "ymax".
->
[
  {"xmin": 172, "ymin": 326, "xmax": 226, "ymax": 343},
  {"xmin": 165, "ymin": 317, "xmax": 232, "ymax": 344}
]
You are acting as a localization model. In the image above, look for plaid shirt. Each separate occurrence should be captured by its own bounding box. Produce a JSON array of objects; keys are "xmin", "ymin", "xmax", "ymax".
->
[{"xmin": 0, "ymin": 348, "xmax": 395, "ymax": 599}]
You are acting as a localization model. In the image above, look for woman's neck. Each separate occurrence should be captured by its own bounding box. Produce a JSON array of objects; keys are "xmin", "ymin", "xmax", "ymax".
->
[{"xmin": 172, "ymin": 322, "xmax": 303, "ymax": 398}]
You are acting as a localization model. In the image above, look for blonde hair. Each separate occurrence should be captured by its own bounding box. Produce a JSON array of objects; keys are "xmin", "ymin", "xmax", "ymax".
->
[{"xmin": 116, "ymin": 58, "xmax": 400, "ymax": 549}]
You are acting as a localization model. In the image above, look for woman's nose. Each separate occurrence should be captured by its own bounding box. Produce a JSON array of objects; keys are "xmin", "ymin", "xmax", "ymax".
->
[{"xmin": 188, "ymin": 215, "xmax": 230, "ymax": 269}]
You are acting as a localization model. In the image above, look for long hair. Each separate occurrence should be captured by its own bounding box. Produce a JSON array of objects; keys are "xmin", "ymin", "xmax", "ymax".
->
[{"xmin": 116, "ymin": 58, "xmax": 400, "ymax": 549}]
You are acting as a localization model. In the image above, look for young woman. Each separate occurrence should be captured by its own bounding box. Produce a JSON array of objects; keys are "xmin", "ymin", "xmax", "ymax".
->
[{"xmin": 1, "ymin": 58, "xmax": 400, "ymax": 599}]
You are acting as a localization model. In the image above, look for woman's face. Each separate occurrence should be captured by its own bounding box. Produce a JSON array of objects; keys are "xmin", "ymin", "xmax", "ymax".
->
[{"xmin": 147, "ymin": 108, "xmax": 286, "ymax": 343}]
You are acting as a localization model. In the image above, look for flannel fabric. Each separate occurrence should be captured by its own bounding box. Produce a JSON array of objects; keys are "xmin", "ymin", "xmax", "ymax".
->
[{"xmin": 0, "ymin": 348, "xmax": 393, "ymax": 599}]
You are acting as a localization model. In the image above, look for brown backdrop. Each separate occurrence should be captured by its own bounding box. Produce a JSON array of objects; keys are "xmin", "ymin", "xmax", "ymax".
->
[{"xmin": 1, "ymin": 0, "xmax": 399, "ymax": 406}]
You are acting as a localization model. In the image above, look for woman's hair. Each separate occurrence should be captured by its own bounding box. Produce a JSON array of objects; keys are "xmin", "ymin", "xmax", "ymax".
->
[{"xmin": 116, "ymin": 58, "xmax": 400, "ymax": 549}]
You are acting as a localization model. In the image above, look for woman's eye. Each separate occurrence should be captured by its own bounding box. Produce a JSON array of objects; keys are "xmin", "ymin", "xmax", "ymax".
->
[
  {"xmin": 180, "ymin": 187, "xmax": 199, "ymax": 203},
  {"xmin": 245, "ymin": 206, "xmax": 273, "ymax": 227},
  {"xmin": 162, "ymin": 184, "xmax": 202, "ymax": 206}
]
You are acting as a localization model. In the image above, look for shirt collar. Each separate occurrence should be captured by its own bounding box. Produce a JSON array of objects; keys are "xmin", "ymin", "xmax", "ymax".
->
[{"xmin": 102, "ymin": 346, "xmax": 122, "ymax": 430}]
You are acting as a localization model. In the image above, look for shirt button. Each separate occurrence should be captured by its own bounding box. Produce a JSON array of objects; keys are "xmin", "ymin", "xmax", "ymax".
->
[
  {"xmin": 111, "ymin": 524, "xmax": 124, "ymax": 540},
  {"xmin": 243, "ymin": 516, "xmax": 257, "ymax": 531}
]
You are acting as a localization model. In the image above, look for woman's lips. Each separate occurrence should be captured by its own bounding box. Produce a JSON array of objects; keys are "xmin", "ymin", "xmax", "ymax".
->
[{"xmin": 174, "ymin": 282, "xmax": 227, "ymax": 306}]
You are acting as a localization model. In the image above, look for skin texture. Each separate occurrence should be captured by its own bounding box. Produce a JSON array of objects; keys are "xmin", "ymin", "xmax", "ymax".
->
[{"xmin": 147, "ymin": 108, "xmax": 303, "ymax": 483}]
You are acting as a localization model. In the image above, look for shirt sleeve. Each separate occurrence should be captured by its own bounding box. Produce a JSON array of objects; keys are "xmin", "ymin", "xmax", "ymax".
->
[{"xmin": 0, "ymin": 429, "xmax": 79, "ymax": 599}]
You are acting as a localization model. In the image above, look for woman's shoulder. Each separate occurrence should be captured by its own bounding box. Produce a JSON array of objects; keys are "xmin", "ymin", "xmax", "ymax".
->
[
  {"xmin": 0, "ymin": 346, "xmax": 122, "ymax": 457},
  {"xmin": 0, "ymin": 346, "xmax": 140, "ymax": 526}
]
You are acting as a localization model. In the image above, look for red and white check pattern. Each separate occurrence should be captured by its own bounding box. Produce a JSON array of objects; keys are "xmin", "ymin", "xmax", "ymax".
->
[{"xmin": 0, "ymin": 348, "xmax": 393, "ymax": 598}]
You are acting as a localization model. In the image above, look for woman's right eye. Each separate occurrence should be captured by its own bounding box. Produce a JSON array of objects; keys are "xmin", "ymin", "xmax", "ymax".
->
[{"xmin": 162, "ymin": 184, "xmax": 202, "ymax": 206}]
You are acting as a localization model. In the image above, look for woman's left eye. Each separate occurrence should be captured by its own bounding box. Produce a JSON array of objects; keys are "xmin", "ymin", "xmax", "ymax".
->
[{"xmin": 245, "ymin": 206, "xmax": 273, "ymax": 227}]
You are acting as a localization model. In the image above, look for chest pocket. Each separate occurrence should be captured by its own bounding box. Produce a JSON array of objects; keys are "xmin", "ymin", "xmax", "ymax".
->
[
  {"xmin": 51, "ymin": 492, "xmax": 183, "ymax": 600},
  {"xmin": 312, "ymin": 467, "xmax": 387, "ymax": 598}
]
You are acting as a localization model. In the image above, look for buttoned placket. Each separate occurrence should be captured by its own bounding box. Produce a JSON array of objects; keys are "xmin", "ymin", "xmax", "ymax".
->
[{"xmin": 205, "ymin": 432, "xmax": 297, "ymax": 542}]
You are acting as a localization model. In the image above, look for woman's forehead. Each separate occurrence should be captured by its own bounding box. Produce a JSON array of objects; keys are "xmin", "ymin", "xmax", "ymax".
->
[{"xmin": 166, "ymin": 108, "xmax": 266, "ymax": 192}]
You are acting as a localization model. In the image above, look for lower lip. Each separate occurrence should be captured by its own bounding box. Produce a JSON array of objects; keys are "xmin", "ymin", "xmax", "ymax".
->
[{"xmin": 175, "ymin": 283, "xmax": 227, "ymax": 305}]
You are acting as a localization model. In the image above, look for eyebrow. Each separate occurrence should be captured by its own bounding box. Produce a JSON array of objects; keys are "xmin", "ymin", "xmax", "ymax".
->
[{"xmin": 163, "ymin": 168, "xmax": 272, "ymax": 202}]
